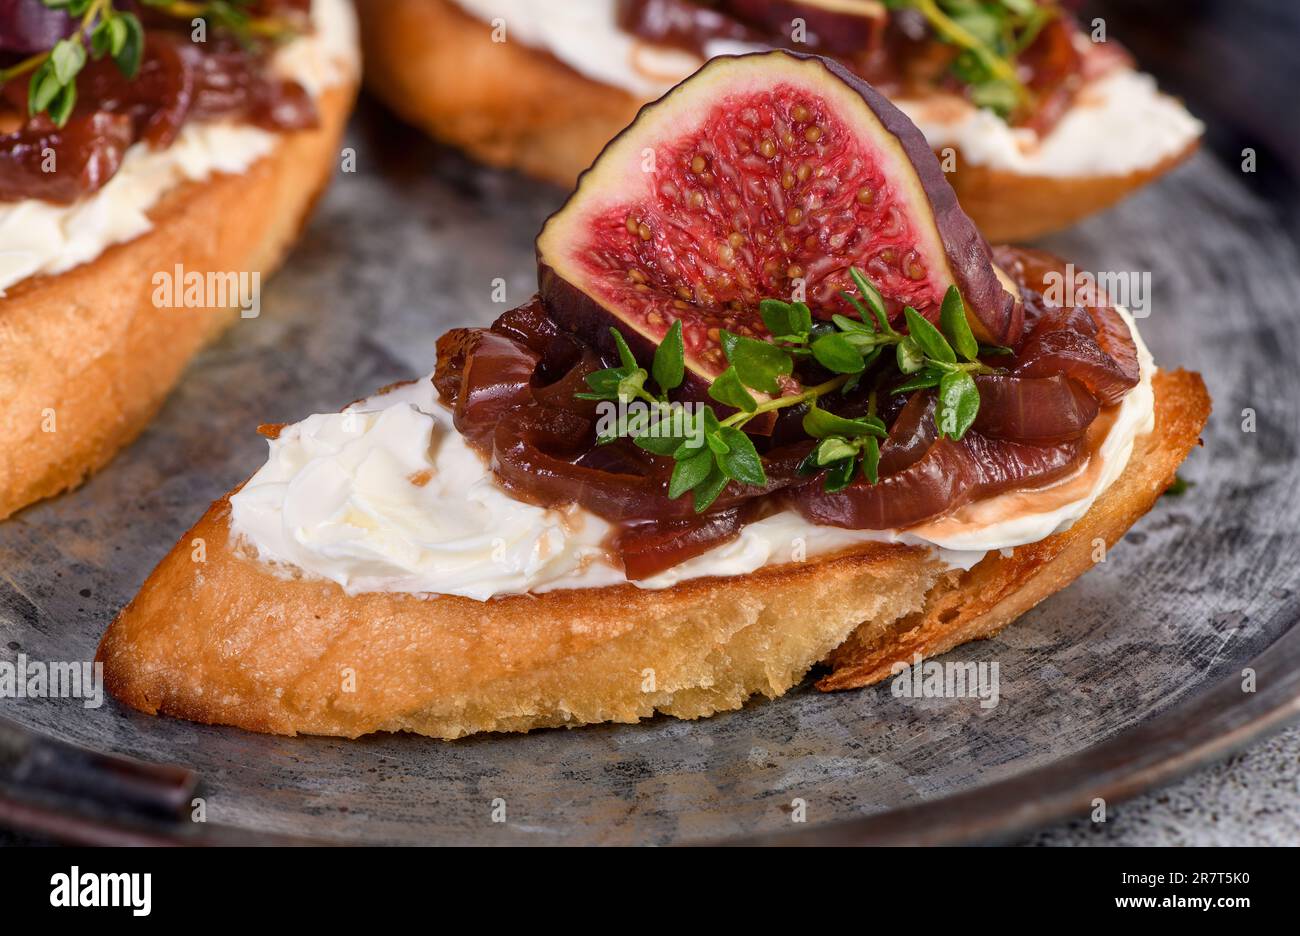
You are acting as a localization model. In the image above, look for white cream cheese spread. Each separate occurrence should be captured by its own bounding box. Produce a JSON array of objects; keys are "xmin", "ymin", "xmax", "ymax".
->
[
  {"xmin": 0, "ymin": 0, "xmax": 359, "ymax": 295},
  {"xmin": 449, "ymin": 0, "xmax": 1202, "ymax": 178},
  {"xmin": 228, "ymin": 308, "xmax": 1156, "ymax": 601}
]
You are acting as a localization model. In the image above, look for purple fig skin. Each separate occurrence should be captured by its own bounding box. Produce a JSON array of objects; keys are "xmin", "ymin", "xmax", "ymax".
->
[
  {"xmin": 537, "ymin": 50, "xmax": 1022, "ymax": 391},
  {"xmin": 720, "ymin": 0, "xmax": 884, "ymax": 56},
  {"xmin": 0, "ymin": 0, "xmax": 71, "ymax": 54},
  {"xmin": 539, "ymin": 265, "xmax": 663, "ymax": 377},
  {"xmin": 810, "ymin": 53, "xmax": 1023, "ymax": 346}
]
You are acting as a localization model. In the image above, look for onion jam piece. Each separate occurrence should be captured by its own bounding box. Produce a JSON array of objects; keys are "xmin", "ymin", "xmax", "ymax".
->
[
  {"xmin": 0, "ymin": 2, "xmax": 317, "ymax": 204},
  {"xmin": 434, "ymin": 247, "xmax": 1140, "ymax": 580}
]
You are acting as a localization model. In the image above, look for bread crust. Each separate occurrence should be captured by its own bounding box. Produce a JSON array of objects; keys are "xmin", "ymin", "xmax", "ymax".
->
[
  {"xmin": 358, "ymin": 0, "xmax": 1196, "ymax": 242},
  {"xmin": 939, "ymin": 143, "xmax": 1198, "ymax": 244},
  {"xmin": 97, "ymin": 369, "xmax": 1209, "ymax": 740},
  {"xmin": 357, "ymin": 0, "xmax": 643, "ymax": 187},
  {"xmin": 821, "ymin": 368, "xmax": 1211, "ymax": 689},
  {"xmin": 0, "ymin": 80, "xmax": 357, "ymax": 522}
]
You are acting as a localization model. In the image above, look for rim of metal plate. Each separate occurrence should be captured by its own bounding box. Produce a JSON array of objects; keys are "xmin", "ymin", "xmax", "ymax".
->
[{"xmin": 2, "ymin": 618, "xmax": 1298, "ymax": 847}]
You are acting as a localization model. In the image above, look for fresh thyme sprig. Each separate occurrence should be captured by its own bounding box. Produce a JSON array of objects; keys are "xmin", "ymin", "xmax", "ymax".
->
[
  {"xmin": 883, "ymin": 0, "xmax": 1060, "ymax": 118},
  {"xmin": 577, "ymin": 267, "xmax": 1008, "ymax": 511},
  {"xmin": 0, "ymin": 0, "xmax": 302, "ymax": 128},
  {"xmin": 575, "ymin": 321, "xmax": 770, "ymax": 512},
  {"xmin": 762, "ymin": 268, "xmax": 1004, "ymax": 488},
  {"xmin": 0, "ymin": 0, "xmax": 143, "ymax": 127}
]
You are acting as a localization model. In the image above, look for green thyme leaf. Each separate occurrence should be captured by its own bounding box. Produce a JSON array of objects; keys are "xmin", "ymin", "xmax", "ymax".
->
[
  {"xmin": 671, "ymin": 409, "xmax": 720, "ymax": 459},
  {"xmin": 758, "ymin": 299, "xmax": 794, "ymax": 337},
  {"xmin": 969, "ymin": 79, "xmax": 1020, "ymax": 116},
  {"xmin": 759, "ymin": 299, "xmax": 813, "ymax": 341},
  {"xmin": 715, "ymin": 426, "xmax": 767, "ymax": 486},
  {"xmin": 838, "ymin": 291, "xmax": 874, "ymax": 327},
  {"xmin": 896, "ymin": 336, "xmax": 926, "ymax": 374},
  {"xmin": 903, "ymin": 306, "xmax": 956, "ymax": 364},
  {"xmin": 891, "ymin": 366, "xmax": 945, "ymax": 394},
  {"xmin": 811, "ymin": 332, "xmax": 866, "ymax": 374},
  {"xmin": 635, "ymin": 433, "xmax": 684, "ymax": 456},
  {"xmin": 823, "ymin": 457, "xmax": 858, "ymax": 493},
  {"xmin": 939, "ymin": 285, "xmax": 980, "ymax": 361},
  {"xmin": 90, "ymin": 18, "xmax": 113, "ymax": 58},
  {"xmin": 46, "ymin": 80, "xmax": 76, "ymax": 126},
  {"xmin": 617, "ymin": 369, "xmax": 647, "ymax": 401},
  {"xmin": 609, "ymin": 327, "xmax": 638, "ymax": 370},
  {"xmin": 632, "ymin": 404, "xmax": 696, "ymax": 455},
  {"xmin": 839, "ymin": 330, "xmax": 878, "ymax": 351},
  {"xmin": 832, "ymin": 313, "xmax": 876, "ymax": 336},
  {"xmin": 669, "ymin": 448, "xmax": 714, "ymax": 499},
  {"xmin": 652, "ymin": 320, "xmax": 685, "ymax": 393},
  {"xmin": 49, "ymin": 37, "xmax": 86, "ymax": 85},
  {"xmin": 107, "ymin": 14, "xmax": 129, "ymax": 57},
  {"xmin": 622, "ymin": 406, "xmax": 650, "ymax": 438},
  {"xmin": 112, "ymin": 11, "xmax": 144, "ymax": 79},
  {"xmin": 861, "ymin": 435, "xmax": 881, "ymax": 484},
  {"xmin": 936, "ymin": 369, "xmax": 980, "ymax": 440},
  {"xmin": 949, "ymin": 7, "xmax": 1002, "ymax": 48},
  {"xmin": 849, "ymin": 268, "xmax": 892, "ymax": 333},
  {"xmin": 790, "ymin": 302, "xmax": 814, "ymax": 336},
  {"xmin": 1000, "ymin": 0, "xmax": 1039, "ymax": 16},
  {"xmin": 577, "ymin": 366, "xmax": 634, "ymax": 400},
  {"xmin": 815, "ymin": 437, "xmax": 860, "ymax": 466},
  {"xmin": 693, "ymin": 465, "xmax": 730, "ymax": 512},
  {"xmin": 28, "ymin": 61, "xmax": 61, "ymax": 116},
  {"xmin": 708, "ymin": 366, "xmax": 758, "ymax": 413},
  {"xmin": 721, "ymin": 330, "xmax": 793, "ymax": 394},
  {"xmin": 803, "ymin": 406, "xmax": 885, "ymax": 440}
]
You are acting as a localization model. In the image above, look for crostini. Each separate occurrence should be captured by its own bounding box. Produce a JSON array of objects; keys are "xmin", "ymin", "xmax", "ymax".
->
[
  {"xmin": 358, "ymin": 0, "xmax": 1202, "ymax": 242},
  {"xmin": 0, "ymin": 0, "xmax": 359, "ymax": 522},
  {"xmin": 98, "ymin": 51, "xmax": 1210, "ymax": 740}
]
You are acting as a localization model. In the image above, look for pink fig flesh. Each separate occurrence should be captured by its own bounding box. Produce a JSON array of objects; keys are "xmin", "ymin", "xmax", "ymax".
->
[{"xmin": 537, "ymin": 50, "xmax": 1020, "ymax": 386}]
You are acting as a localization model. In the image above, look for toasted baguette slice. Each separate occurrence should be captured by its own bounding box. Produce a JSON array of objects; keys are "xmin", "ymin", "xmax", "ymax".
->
[
  {"xmin": 97, "ymin": 369, "xmax": 1209, "ymax": 740},
  {"xmin": 0, "ymin": 79, "xmax": 357, "ymax": 523},
  {"xmin": 358, "ymin": 0, "xmax": 1197, "ymax": 243}
]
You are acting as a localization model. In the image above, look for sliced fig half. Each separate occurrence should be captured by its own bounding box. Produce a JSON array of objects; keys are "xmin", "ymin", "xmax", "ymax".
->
[{"xmin": 537, "ymin": 50, "xmax": 1019, "ymax": 390}]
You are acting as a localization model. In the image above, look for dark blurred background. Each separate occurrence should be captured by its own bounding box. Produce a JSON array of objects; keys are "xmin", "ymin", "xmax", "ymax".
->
[{"xmin": 1083, "ymin": 0, "xmax": 1300, "ymax": 238}]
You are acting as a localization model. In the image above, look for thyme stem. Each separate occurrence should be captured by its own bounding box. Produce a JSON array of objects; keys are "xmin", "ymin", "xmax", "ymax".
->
[{"xmin": 721, "ymin": 374, "xmax": 853, "ymax": 429}]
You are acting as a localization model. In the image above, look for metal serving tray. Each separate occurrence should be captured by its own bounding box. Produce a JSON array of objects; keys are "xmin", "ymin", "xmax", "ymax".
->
[{"xmin": 1, "ymin": 0, "xmax": 1298, "ymax": 845}]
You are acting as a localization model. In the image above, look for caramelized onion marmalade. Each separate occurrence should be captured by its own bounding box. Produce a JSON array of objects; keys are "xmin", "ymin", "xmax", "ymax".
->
[
  {"xmin": 434, "ymin": 247, "xmax": 1141, "ymax": 579},
  {"xmin": 0, "ymin": 0, "xmax": 316, "ymax": 203}
]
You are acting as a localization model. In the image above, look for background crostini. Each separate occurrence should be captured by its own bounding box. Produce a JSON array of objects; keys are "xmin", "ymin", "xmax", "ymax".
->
[
  {"xmin": 357, "ymin": 0, "xmax": 1200, "ymax": 243},
  {"xmin": 0, "ymin": 0, "xmax": 360, "ymax": 521}
]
